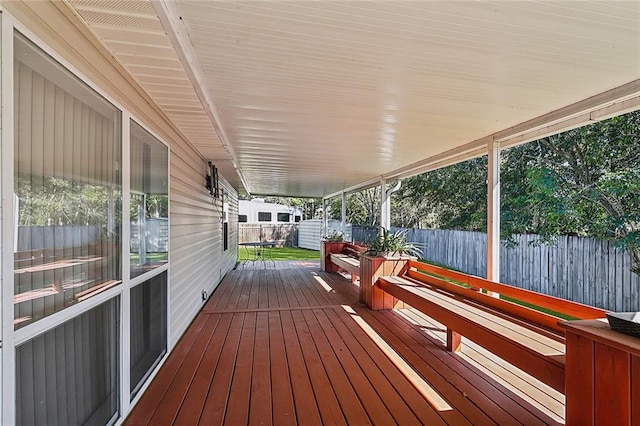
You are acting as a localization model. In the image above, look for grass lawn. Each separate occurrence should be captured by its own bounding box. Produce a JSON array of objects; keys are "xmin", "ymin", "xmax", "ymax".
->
[
  {"xmin": 130, "ymin": 252, "xmax": 168, "ymax": 263},
  {"xmin": 238, "ymin": 246, "xmax": 320, "ymax": 261}
]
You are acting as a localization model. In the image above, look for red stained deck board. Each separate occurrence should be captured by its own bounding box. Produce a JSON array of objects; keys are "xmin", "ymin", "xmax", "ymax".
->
[
  {"xmin": 248, "ymin": 311, "xmax": 273, "ymax": 425},
  {"xmin": 297, "ymin": 309, "xmax": 372, "ymax": 425},
  {"xmin": 278, "ymin": 309, "xmax": 323, "ymax": 425},
  {"xmin": 198, "ymin": 313, "xmax": 247, "ymax": 423},
  {"xmin": 290, "ymin": 310, "xmax": 347, "ymax": 424},
  {"xmin": 125, "ymin": 314, "xmax": 208, "ymax": 426},
  {"xmin": 147, "ymin": 315, "xmax": 221, "ymax": 425},
  {"xmin": 172, "ymin": 313, "xmax": 233, "ymax": 424},
  {"xmin": 267, "ymin": 311, "xmax": 296, "ymax": 426},
  {"xmin": 125, "ymin": 261, "xmax": 564, "ymax": 426},
  {"xmin": 379, "ymin": 309, "xmax": 563, "ymax": 425},
  {"xmin": 322, "ymin": 307, "xmax": 452, "ymax": 426},
  {"xmin": 223, "ymin": 312, "xmax": 257, "ymax": 424}
]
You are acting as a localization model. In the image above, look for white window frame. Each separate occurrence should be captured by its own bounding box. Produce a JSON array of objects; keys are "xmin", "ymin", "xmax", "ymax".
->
[{"xmin": 0, "ymin": 10, "xmax": 172, "ymax": 424}]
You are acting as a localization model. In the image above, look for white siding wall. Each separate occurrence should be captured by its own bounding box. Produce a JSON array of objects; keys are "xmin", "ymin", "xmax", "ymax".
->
[
  {"xmin": 298, "ymin": 219, "xmax": 351, "ymax": 250},
  {"xmin": 4, "ymin": 1, "xmax": 239, "ymax": 356},
  {"xmin": 221, "ymin": 178, "xmax": 239, "ymax": 276},
  {"xmin": 298, "ymin": 219, "xmax": 322, "ymax": 250},
  {"xmin": 167, "ymin": 144, "xmax": 234, "ymax": 345}
]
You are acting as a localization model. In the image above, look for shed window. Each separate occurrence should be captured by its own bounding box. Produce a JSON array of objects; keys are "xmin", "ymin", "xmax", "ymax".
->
[
  {"xmin": 238, "ymin": 215, "xmax": 247, "ymax": 223},
  {"xmin": 258, "ymin": 212, "xmax": 271, "ymax": 222},
  {"xmin": 277, "ymin": 212, "xmax": 290, "ymax": 222}
]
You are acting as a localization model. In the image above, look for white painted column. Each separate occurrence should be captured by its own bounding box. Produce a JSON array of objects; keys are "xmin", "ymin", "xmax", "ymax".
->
[
  {"xmin": 120, "ymin": 113, "xmax": 132, "ymax": 415},
  {"xmin": 380, "ymin": 179, "xmax": 388, "ymax": 232},
  {"xmin": 322, "ymin": 199, "xmax": 328, "ymax": 237},
  {"xmin": 487, "ymin": 140, "xmax": 501, "ymax": 283},
  {"xmin": 341, "ymin": 191, "xmax": 346, "ymax": 234},
  {"xmin": 1, "ymin": 13, "xmax": 16, "ymax": 424}
]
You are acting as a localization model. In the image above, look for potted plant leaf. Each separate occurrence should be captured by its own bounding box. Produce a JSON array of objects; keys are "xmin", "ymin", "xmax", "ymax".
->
[
  {"xmin": 321, "ymin": 230, "xmax": 346, "ymax": 272},
  {"xmin": 364, "ymin": 228, "xmax": 421, "ymax": 258},
  {"xmin": 360, "ymin": 228, "xmax": 421, "ymax": 310}
]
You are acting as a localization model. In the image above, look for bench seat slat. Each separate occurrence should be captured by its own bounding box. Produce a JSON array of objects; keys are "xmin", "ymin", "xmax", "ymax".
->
[
  {"xmin": 410, "ymin": 260, "xmax": 605, "ymax": 320},
  {"xmin": 379, "ymin": 275, "xmax": 566, "ymax": 393},
  {"xmin": 382, "ymin": 276, "xmax": 564, "ymax": 354},
  {"xmin": 329, "ymin": 254, "xmax": 360, "ymax": 268},
  {"xmin": 328, "ymin": 253, "xmax": 360, "ymax": 283}
]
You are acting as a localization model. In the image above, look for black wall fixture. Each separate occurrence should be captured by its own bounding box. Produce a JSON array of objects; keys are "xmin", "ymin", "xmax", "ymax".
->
[{"xmin": 205, "ymin": 161, "xmax": 220, "ymax": 198}]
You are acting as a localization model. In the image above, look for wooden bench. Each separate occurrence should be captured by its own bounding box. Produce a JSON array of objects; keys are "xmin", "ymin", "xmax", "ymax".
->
[
  {"xmin": 377, "ymin": 261, "xmax": 606, "ymax": 393},
  {"xmin": 329, "ymin": 253, "xmax": 361, "ymax": 282},
  {"xmin": 322, "ymin": 242, "xmax": 366, "ymax": 282}
]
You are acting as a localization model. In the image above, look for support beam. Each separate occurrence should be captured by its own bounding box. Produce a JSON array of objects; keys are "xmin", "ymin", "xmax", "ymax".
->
[
  {"xmin": 323, "ymin": 81, "xmax": 640, "ymax": 202},
  {"xmin": 341, "ymin": 191, "xmax": 346, "ymax": 236},
  {"xmin": 487, "ymin": 141, "xmax": 500, "ymax": 282},
  {"xmin": 322, "ymin": 199, "xmax": 328, "ymax": 237},
  {"xmin": 152, "ymin": 0, "xmax": 250, "ymax": 192},
  {"xmin": 380, "ymin": 179, "xmax": 388, "ymax": 231}
]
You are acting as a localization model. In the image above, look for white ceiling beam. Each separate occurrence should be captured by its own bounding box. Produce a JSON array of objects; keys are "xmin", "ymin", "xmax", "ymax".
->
[
  {"xmin": 497, "ymin": 79, "xmax": 640, "ymax": 146},
  {"xmin": 151, "ymin": 0, "xmax": 251, "ymax": 193},
  {"xmin": 326, "ymin": 79, "xmax": 640, "ymax": 199}
]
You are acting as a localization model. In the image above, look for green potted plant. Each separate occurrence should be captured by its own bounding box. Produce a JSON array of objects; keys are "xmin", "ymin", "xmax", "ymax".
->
[
  {"xmin": 360, "ymin": 228, "xmax": 421, "ymax": 310},
  {"xmin": 364, "ymin": 228, "xmax": 421, "ymax": 258},
  {"xmin": 321, "ymin": 230, "xmax": 346, "ymax": 272},
  {"xmin": 323, "ymin": 230, "xmax": 344, "ymax": 242}
]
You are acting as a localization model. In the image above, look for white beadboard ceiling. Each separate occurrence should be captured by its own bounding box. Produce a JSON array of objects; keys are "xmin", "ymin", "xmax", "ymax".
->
[{"xmin": 67, "ymin": 0, "xmax": 640, "ymax": 198}]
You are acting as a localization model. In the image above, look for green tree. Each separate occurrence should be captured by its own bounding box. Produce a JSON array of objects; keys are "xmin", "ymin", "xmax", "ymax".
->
[
  {"xmin": 388, "ymin": 111, "xmax": 640, "ymax": 275},
  {"xmin": 16, "ymin": 176, "xmax": 114, "ymax": 226},
  {"xmin": 328, "ymin": 187, "xmax": 380, "ymax": 226},
  {"xmin": 501, "ymin": 111, "xmax": 640, "ymax": 273},
  {"xmin": 395, "ymin": 156, "xmax": 487, "ymax": 231}
]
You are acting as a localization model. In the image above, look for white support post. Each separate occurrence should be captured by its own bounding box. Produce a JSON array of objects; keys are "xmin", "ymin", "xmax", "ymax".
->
[
  {"xmin": 1, "ymin": 13, "xmax": 15, "ymax": 425},
  {"xmin": 341, "ymin": 191, "xmax": 346, "ymax": 235},
  {"xmin": 120, "ymin": 113, "xmax": 132, "ymax": 416},
  {"xmin": 384, "ymin": 193, "xmax": 391, "ymax": 230},
  {"xmin": 322, "ymin": 199, "xmax": 328, "ymax": 237},
  {"xmin": 380, "ymin": 179, "xmax": 388, "ymax": 232},
  {"xmin": 487, "ymin": 140, "xmax": 501, "ymax": 284}
]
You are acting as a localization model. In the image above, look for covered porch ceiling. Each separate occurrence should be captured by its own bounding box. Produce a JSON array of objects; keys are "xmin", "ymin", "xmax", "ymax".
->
[{"xmin": 66, "ymin": 0, "xmax": 640, "ymax": 198}]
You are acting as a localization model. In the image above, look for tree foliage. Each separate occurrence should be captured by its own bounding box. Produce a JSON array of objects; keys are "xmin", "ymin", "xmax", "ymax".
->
[
  {"xmin": 391, "ymin": 111, "xmax": 640, "ymax": 274},
  {"xmin": 501, "ymin": 111, "xmax": 640, "ymax": 272},
  {"xmin": 327, "ymin": 187, "xmax": 381, "ymax": 226},
  {"xmin": 16, "ymin": 176, "xmax": 118, "ymax": 226},
  {"xmin": 395, "ymin": 157, "xmax": 487, "ymax": 231}
]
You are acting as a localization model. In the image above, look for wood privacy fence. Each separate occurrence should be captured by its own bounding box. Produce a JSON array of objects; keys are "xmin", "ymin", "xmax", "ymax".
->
[
  {"xmin": 17, "ymin": 225, "xmax": 101, "ymax": 251},
  {"xmin": 239, "ymin": 224, "xmax": 298, "ymax": 247},
  {"xmin": 18, "ymin": 220, "xmax": 169, "ymax": 253},
  {"xmin": 352, "ymin": 225, "xmax": 640, "ymax": 312}
]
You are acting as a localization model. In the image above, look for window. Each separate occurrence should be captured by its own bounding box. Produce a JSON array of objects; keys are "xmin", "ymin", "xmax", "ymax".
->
[
  {"xmin": 258, "ymin": 212, "xmax": 271, "ymax": 222},
  {"xmin": 222, "ymin": 192, "xmax": 228, "ymax": 251},
  {"xmin": 238, "ymin": 215, "xmax": 247, "ymax": 223},
  {"xmin": 12, "ymin": 32, "xmax": 123, "ymax": 426},
  {"xmin": 277, "ymin": 212, "xmax": 290, "ymax": 222},
  {"xmin": 13, "ymin": 33, "xmax": 122, "ymax": 328},
  {"xmin": 130, "ymin": 120, "xmax": 168, "ymax": 279},
  {"xmin": 294, "ymin": 215, "xmax": 301, "ymax": 223},
  {"xmin": 16, "ymin": 298, "xmax": 120, "ymax": 425},
  {"xmin": 130, "ymin": 272, "xmax": 167, "ymax": 399},
  {"xmin": 223, "ymin": 223, "xmax": 229, "ymax": 251}
]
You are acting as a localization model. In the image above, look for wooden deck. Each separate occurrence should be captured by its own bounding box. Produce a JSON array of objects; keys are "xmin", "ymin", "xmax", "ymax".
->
[{"xmin": 125, "ymin": 261, "xmax": 564, "ymax": 425}]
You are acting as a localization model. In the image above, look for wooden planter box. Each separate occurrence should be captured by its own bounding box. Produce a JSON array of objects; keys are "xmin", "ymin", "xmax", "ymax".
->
[
  {"xmin": 320, "ymin": 241, "xmax": 346, "ymax": 272},
  {"xmin": 359, "ymin": 254, "xmax": 413, "ymax": 310}
]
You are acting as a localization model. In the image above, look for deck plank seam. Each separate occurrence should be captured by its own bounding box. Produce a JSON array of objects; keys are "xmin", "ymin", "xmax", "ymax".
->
[{"xmin": 206, "ymin": 304, "xmax": 357, "ymax": 314}]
